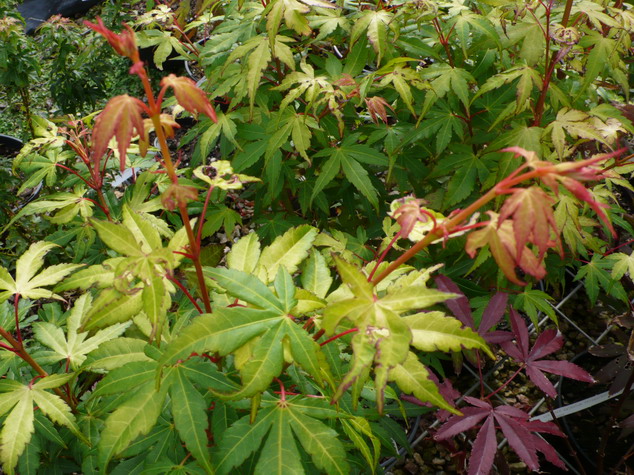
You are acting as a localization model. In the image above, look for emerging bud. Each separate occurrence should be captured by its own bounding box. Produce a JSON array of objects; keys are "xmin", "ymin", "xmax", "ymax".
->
[
  {"xmin": 390, "ymin": 197, "xmax": 441, "ymax": 240},
  {"xmin": 161, "ymin": 184, "xmax": 198, "ymax": 211}
]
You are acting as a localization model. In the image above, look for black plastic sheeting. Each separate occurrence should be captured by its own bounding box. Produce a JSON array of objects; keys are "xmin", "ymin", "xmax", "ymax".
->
[{"xmin": 17, "ymin": 0, "xmax": 105, "ymax": 34}]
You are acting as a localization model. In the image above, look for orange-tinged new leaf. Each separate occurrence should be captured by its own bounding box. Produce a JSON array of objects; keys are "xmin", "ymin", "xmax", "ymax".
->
[
  {"xmin": 160, "ymin": 75, "xmax": 217, "ymax": 123},
  {"xmin": 92, "ymin": 95, "xmax": 146, "ymax": 171},
  {"xmin": 84, "ymin": 18, "xmax": 137, "ymax": 60},
  {"xmin": 466, "ymin": 212, "xmax": 546, "ymax": 285},
  {"xmin": 498, "ymin": 186, "xmax": 559, "ymax": 259}
]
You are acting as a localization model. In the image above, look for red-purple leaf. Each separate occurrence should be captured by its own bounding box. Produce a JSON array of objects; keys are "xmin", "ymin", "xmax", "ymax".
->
[
  {"xmin": 468, "ymin": 416, "xmax": 497, "ymax": 475},
  {"xmin": 525, "ymin": 419, "xmax": 565, "ymax": 438},
  {"xmin": 531, "ymin": 360, "xmax": 594, "ymax": 382},
  {"xmin": 434, "ymin": 275, "xmax": 475, "ymax": 328},
  {"xmin": 508, "ymin": 308, "xmax": 530, "ymax": 358},
  {"xmin": 494, "ymin": 412, "xmax": 540, "ymax": 471},
  {"xmin": 526, "ymin": 365, "xmax": 559, "ymax": 397},
  {"xmin": 463, "ymin": 396, "xmax": 492, "ymax": 409},
  {"xmin": 479, "ymin": 292, "xmax": 508, "ymax": 334},
  {"xmin": 528, "ymin": 329, "xmax": 563, "ymax": 360},
  {"xmin": 494, "ymin": 404, "xmax": 530, "ymax": 420},
  {"xmin": 434, "ymin": 407, "xmax": 490, "ymax": 441},
  {"xmin": 501, "ymin": 309, "xmax": 593, "ymax": 397},
  {"xmin": 485, "ymin": 330, "xmax": 514, "ymax": 344},
  {"xmin": 532, "ymin": 435, "xmax": 567, "ymax": 470},
  {"xmin": 437, "ymin": 399, "xmax": 567, "ymax": 474},
  {"xmin": 621, "ymin": 413, "xmax": 634, "ymax": 429}
]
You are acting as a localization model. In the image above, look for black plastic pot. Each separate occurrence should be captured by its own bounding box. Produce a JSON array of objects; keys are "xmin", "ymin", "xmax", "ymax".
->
[
  {"xmin": 17, "ymin": 0, "xmax": 105, "ymax": 34},
  {"xmin": 0, "ymin": 134, "xmax": 24, "ymax": 158}
]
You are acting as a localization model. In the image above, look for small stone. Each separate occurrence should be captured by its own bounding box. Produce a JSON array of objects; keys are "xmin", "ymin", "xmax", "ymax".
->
[
  {"xmin": 413, "ymin": 453, "xmax": 424, "ymax": 466},
  {"xmin": 509, "ymin": 462, "xmax": 527, "ymax": 470},
  {"xmin": 432, "ymin": 457, "xmax": 446, "ymax": 465},
  {"xmin": 404, "ymin": 461, "xmax": 418, "ymax": 474}
]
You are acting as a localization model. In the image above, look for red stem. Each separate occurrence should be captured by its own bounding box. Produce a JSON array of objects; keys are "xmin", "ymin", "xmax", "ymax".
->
[
  {"xmin": 14, "ymin": 295, "xmax": 22, "ymax": 344},
  {"xmin": 484, "ymin": 364, "xmax": 525, "ymax": 400},
  {"xmin": 168, "ymin": 275, "xmax": 204, "ymax": 314},
  {"xmin": 368, "ymin": 230, "xmax": 402, "ymax": 282},
  {"xmin": 196, "ymin": 185, "xmax": 215, "ymax": 248},
  {"xmin": 320, "ymin": 328, "xmax": 359, "ymax": 346}
]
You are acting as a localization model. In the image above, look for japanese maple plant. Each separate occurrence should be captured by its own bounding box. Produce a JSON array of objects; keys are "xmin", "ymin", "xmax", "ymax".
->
[{"xmin": 0, "ymin": 5, "xmax": 631, "ymax": 475}]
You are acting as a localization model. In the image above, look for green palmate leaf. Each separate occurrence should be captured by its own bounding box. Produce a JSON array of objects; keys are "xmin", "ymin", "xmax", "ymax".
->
[
  {"xmin": 546, "ymin": 108, "xmax": 608, "ymax": 158},
  {"xmin": 608, "ymin": 252, "xmax": 634, "ymax": 280},
  {"xmin": 340, "ymin": 416, "xmax": 380, "ymax": 471},
  {"xmin": 203, "ymin": 267, "xmax": 284, "ymax": 313},
  {"xmin": 83, "ymin": 338, "xmax": 152, "ymax": 371},
  {"xmin": 274, "ymin": 266, "xmax": 297, "ymax": 312},
  {"xmin": 91, "ymin": 219, "xmax": 144, "ymax": 257},
  {"xmin": 380, "ymin": 287, "xmax": 459, "ymax": 313},
  {"xmin": 324, "ymin": 259, "xmax": 462, "ymax": 411},
  {"xmin": 158, "ymin": 307, "xmax": 280, "ymax": 366},
  {"xmin": 341, "ymin": 153, "xmax": 379, "ymax": 210},
  {"xmin": 574, "ymin": 254, "xmax": 627, "ymax": 305},
  {"xmin": 214, "ymin": 397, "xmax": 349, "ymax": 475},
  {"xmin": 351, "ymin": 10, "xmax": 393, "ymax": 65},
  {"xmin": 311, "ymin": 151, "xmax": 342, "ymax": 202},
  {"xmin": 388, "ymin": 352, "xmax": 458, "ymax": 413},
  {"xmin": 0, "ymin": 380, "xmax": 82, "ymax": 475},
  {"xmin": 257, "ymin": 225, "xmax": 318, "ymax": 282},
  {"xmin": 0, "ymin": 242, "xmax": 82, "ymax": 303},
  {"xmin": 513, "ymin": 288, "xmax": 556, "ymax": 326},
  {"xmin": 122, "ymin": 205, "xmax": 162, "ymax": 254},
  {"xmin": 83, "ymin": 288, "xmax": 144, "ymax": 331},
  {"xmin": 170, "ymin": 370, "xmax": 214, "ymax": 473},
  {"xmin": 98, "ymin": 382, "xmax": 169, "ymax": 470},
  {"xmin": 227, "ymin": 233, "xmax": 261, "ymax": 274},
  {"xmin": 301, "ymin": 249, "xmax": 332, "ymax": 299},
  {"xmin": 34, "ymin": 294, "xmax": 131, "ymax": 369},
  {"xmin": 159, "ymin": 300, "xmax": 324, "ymax": 399},
  {"xmin": 577, "ymin": 32, "xmax": 617, "ymax": 99},
  {"xmin": 402, "ymin": 311, "xmax": 493, "ymax": 357},
  {"xmin": 142, "ymin": 274, "xmax": 167, "ymax": 340},
  {"xmin": 91, "ymin": 361, "xmax": 157, "ymax": 398},
  {"xmin": 54, "ymin": 263, "xmax": 115, "ymax": 292},
  {"xmin": 334, "ymin": 256, "xmax": 374, "ymax": 301},
  {"xmin": 0, "ymin": 392, "xmax": 34, "ymax": 475}
]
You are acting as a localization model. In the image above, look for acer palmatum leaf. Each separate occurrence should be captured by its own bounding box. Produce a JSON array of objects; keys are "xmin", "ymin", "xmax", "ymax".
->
[
  {"xmin": 84, "ymin": 18, "xmax": 137, "ymax": 60},
  {"xmin": 501, "ymin": 308, "xmax": 594, "ymax": 397},
  {"xmin": 465, "ymin": 212, "xmax": 546, "ymax": 285},
  {"xmin": 498, "ymin": 186, "xmax": 560, "ymax": 259},
  {"xmin": 435, "ymin": 275, "xmax": 512, "ymax": 345},
  {"xmin": 91, "ymin": 94, "xmax": 146, "ymax": 171},
  {"xmin": 435, "ymin": 396, "xmax": 566, "ymax": 474},
  {"xmin": 434, "ymin": 275, "xmax": 474, "ymax": 328},
  {"xmin": 160, "ymin": 75, "xmax": 217, "ymax": 123}
]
